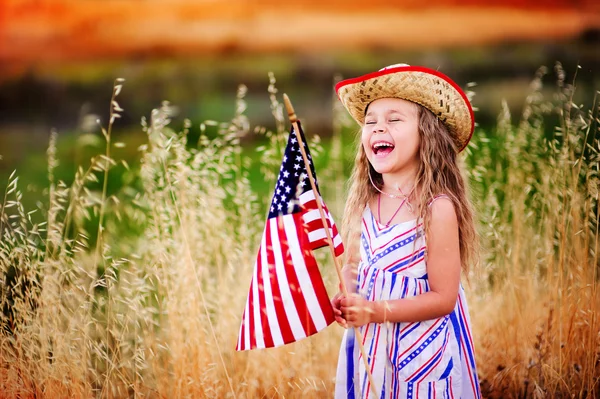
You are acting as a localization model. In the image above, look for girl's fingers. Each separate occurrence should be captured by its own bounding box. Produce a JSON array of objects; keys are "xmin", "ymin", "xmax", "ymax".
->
[{"xmin": 335, "ymin": 316, "xmax": 347, "ymax": 327}]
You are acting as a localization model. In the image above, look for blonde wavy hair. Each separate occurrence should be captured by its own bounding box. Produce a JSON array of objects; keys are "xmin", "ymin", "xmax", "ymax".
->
[{"xmin": 342, "ymin": 104, "xmax": 478, "ymax": 274}]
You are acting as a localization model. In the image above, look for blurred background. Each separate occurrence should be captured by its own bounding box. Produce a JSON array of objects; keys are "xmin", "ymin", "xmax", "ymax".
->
[{"xmin": 1, "ymin": 0, "xmax": 599, "ymax": 197}]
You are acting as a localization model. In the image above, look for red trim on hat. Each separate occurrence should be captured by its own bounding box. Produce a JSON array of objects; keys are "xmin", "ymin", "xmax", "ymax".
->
[{"xmin": 335, "ymin": 65, "xmax": 474, "ymax": 152}]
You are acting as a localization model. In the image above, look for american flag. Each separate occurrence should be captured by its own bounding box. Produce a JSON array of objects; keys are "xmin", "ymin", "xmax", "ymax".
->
[{"xmin": 237, "ymin": 122, "xmax": 344, "ymax": 350}]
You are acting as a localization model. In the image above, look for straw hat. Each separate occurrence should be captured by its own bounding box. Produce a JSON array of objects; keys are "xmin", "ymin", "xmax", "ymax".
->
[{"xmin": 335, "ymin": 64, "xmax": 474, "ymax": 152}]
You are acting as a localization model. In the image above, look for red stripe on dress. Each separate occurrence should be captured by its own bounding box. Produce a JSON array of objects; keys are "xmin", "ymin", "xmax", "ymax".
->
[
  {"xmin": 362, "ymin": 218, "xmax": 373, "ymax": 246},
  {"xmin": 395, "ymin": 252, "xmax": 426, "ymax": 273},
  {"xmin": 369, "ymin": 323, "xmax": 382, "ymax": 381},
  {"xmin": 409, "ymin": 332, "xmax": 450, "ymax": 382},
  {"xmin": 372, "ymin": 225, "xmax": 420, "ymax": 254},
  {"xmin": 400, "ymin": 321, "xmax": 417, "ymax": 334},
  {"xmin": 383, "ymin": 245, "xmax": 426, "ymax": 271},
  {"xmin": 265, "ymin": 219, "xmax": 294, "ymax": 344},
  {"xmin": 458, "ymin": 296, "xmax": 477, "ymax": 396},
  {"xmin": 458, "ymin": 295, "xmax": 476, "ymax": 349},
  {"xmin": 278, "ymin": 215, "xmax": 318, "ymax": 336}
]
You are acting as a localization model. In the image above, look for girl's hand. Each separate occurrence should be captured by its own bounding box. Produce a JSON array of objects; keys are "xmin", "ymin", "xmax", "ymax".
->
[
  {"xmin": 331, "ymin": 292, "xmax": 348, "ymax": 328},
  {"xmin": 340, "ymin": 294, "xmax": 374, "ymax": 328}
]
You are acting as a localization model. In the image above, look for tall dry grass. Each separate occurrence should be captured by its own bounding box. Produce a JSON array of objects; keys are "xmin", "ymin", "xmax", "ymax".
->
[
  {"xmin": 0, "ymin": 65, "xmax": 598, "ymax": 398},
  {"xmin": 466, "ymin": 64, "xmax": 599, "ymax": 398}
]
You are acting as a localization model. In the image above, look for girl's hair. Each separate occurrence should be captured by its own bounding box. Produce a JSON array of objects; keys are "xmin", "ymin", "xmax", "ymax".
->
[{"xmin": 342, "ymin": 104, "xmax": 478, "ymax": 274}]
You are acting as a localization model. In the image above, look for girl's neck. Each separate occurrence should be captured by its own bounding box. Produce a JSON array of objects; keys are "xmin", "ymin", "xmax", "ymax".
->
[{"xmin": 380, "ymin": 169, "xmax": 418, "ymax": 197}]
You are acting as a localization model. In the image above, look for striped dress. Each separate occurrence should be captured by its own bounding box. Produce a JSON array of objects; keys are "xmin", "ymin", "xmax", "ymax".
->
[{"xmin": 334, "ymin": 204, "xmax": 480, "ymax": 399}]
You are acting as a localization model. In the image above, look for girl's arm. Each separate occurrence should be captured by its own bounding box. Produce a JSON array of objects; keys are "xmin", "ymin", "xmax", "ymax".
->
[{"xmin": 340, "ymin": 198, "xmax": 461, "ymax": 327}]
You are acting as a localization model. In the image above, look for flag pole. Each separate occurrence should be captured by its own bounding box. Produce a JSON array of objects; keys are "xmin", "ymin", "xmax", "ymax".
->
[{"xmin": 283, "ymin": 93, "xmax": 379, "ymax": 397}]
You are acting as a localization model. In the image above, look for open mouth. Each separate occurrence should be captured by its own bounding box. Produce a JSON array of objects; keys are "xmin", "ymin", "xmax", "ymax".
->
[{"xmin": 372, "ymin": 141, "xmax": 395, "ymax": 156}]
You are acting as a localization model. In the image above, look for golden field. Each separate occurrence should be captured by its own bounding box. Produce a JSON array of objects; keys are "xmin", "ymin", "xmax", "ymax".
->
[{"xmin": 0, "ymin": 65, "xmax": 598, "ymax": 398}]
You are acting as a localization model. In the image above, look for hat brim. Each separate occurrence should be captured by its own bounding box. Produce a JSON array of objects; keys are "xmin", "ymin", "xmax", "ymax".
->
[{"xmin": 335, "ymin": 65, "xmax": 474, "ymax": 152}]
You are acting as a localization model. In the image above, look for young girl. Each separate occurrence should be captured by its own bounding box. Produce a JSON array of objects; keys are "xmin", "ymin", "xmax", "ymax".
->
[{"xmin": 332, "ymin": 64, "xmax": 481, "ymax": 398}]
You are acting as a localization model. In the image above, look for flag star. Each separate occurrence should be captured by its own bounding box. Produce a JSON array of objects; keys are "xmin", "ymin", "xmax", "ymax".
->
[
  {"xmin": 294, "ymin": 164, "xmax": 300, "ymax": 170},
  {"xmin": 270, "ymin": 206, "xmax": 274, "ymax": 212},
  {"xmin": 281, "ymin": 194, "xmax": 286, "ymax": 202},
  {"xmin": 296, "ymin": 155, "xmax": 302, "ymax": 162},
  {"xmin": 284, "ymin": 186, "xmax": 290, "ymax": 193},
  {"xmin": 274, "ymin": 197, "xmax": 278, "ymax": 204},
  {"xmin": 300, "ymin": 180, "xmax": 306, "ymax": 187},
  {"xmin": 283, "ymin": 155, "xmax": 287, "ymax": 162},
  {"xmin": 308, "ymin": 154, "xmax": 311, "ymax": 159},
  {"xmin": 291, "ymin": 137, "xmax": 297, "ymax": 144},
  {"xmin": 283, "ymin": 170, "xmax": 289, "ymax": 178},
  {"xmin": 277, "ymin": 203, "xmax": 282, "ymax": 210},
  {"xmin": 294, "ymin": 172, "xmax": 298, "ymax": 177},
  {"xmin": 276, "ymin": 188, "xmax": 281, "ymax": 195}
]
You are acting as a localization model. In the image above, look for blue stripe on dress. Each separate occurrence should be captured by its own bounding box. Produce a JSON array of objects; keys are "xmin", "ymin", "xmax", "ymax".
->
[
  {"xmin": 400, "ymin": 322, "xmax": 421, "ymax": 340},
  {"xmin": 440, "ymin": 357, "xmax": 454, "ymax": 380},
  {"xmin": 390, "ymin": 273, "xmax": 397, "ymax": 292},
  {"xmin": 345, "ymin": 329, "xmax": 356, "ymax": 398},
  {"xmin": 387, "ymin": 250, "xmax": 426, "ymax": 273},
  {"xmin": 362, "ymin": 323, "xmax": 380, "ymax": 398},
  {"xmin": 368, "ymin": 209, "xmax": 398, "ymax": 238},
  {"xmin": 368, "ymin": 234, "xmax": 420, "ymax": 267},
  {"xmin": 449, "ymin": 310, "xmax": 462, "ymax": 357},
  {"xmin": 398, "ymin": 318, "xmax": 448, "ymax": 371},
  {"xmin": 407, "ymin": 331, "xmax": 448, "ymax": 382},
  {"xmin": 457, "ymin": 302, "xmax": 477, "ymax": 368},
  {"xmin": 406, "ymin": 382, "xmax": 415, "ymax": 399}
]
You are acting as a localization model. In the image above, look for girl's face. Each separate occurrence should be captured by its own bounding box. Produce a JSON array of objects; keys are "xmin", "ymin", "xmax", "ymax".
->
[{"xmin": 361, "ymin": 97, "xmax": 420, "ymax": 180}]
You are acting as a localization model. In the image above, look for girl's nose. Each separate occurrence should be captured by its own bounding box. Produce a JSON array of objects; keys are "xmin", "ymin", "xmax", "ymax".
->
[{"xmin": 372, "ymin": 124, "xmax": 385, "ymax": 134}]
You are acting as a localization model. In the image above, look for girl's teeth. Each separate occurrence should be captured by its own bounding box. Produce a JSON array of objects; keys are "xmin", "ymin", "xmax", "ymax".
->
[{"xmin": 373, "ymin": 143, "xmax": 394, "ymax": 154}]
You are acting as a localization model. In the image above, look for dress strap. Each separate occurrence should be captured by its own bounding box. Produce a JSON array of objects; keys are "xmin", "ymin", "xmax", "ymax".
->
[{"xmin": 427, "ymin": 194, "xmax": 450, "ymax": 207}]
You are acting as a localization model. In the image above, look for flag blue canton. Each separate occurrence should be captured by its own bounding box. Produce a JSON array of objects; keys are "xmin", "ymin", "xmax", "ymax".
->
[{"xmin": 268, "ymin": 122, "xmax": 318, "ymax": 218}]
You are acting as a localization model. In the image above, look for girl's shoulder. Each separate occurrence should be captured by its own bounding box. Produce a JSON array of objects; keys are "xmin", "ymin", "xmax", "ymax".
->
[
  {"xmin": 427, "ymin": 194, "xmax": 458, "ymax": 227},
  {"xmin": 427, "ymin": 194, "xmax": 451, "ymax": 207}
]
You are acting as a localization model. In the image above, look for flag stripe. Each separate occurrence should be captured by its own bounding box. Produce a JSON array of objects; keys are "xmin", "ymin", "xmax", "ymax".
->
[
  {"xmin": 237, "ymin": 122, "xmax": 343, "ymax": 350},
  {"xmin": 251, "ymin": 255, "xmax": 264, "ymax": 349},
  {"xmin": 270, "ymin": 218, "xmax": 306, "ymax": 342},
  {"xmin": 281, "ymin": 215, "xmax": 319, "ymax": 336},
  {"xmin": 263, "ymin": 228, "xmax": 287, "ymax": 347},
  {"xmin": 248, "ymin": 271, "xmax": 257, "ymax": 349},
  {"xmin": 257, "ymin": 245, "xmax": 275, "ymax": 348},
  {"xmin": 308, "ymin": 230, "xmax": 343, "ymax": 247},
  {"xmin": 284, "ymin": 214, "xmax": 331, "ymax": 331},
  {"xmin": 238, "ymin": 296, "xmax": 248, "ymax": 350}
]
